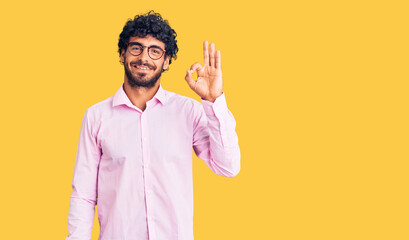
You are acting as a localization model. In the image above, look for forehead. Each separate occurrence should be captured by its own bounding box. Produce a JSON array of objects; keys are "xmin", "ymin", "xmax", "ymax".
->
[{"xmin": 128, "ymin": 35, "xmax": 165, "ymax": 48}]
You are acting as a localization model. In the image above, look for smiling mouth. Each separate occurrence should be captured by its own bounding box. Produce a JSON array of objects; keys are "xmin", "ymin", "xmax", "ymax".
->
[{"xmin": 132, "ymin": 64, "xmax": 151, "ymax": 71}]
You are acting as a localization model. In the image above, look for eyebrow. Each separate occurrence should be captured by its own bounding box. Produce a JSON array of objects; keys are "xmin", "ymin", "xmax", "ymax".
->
[{"xmin": 128, "ymin": 42, "xmax": 163, "ymax": 49}]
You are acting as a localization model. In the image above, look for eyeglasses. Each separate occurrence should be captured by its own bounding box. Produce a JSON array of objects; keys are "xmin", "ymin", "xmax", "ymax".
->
[{"xmin": 126, "ymin": 42, "xmax": 166, "ymax": 60}]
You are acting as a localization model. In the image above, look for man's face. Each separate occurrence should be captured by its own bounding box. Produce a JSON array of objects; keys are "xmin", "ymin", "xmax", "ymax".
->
[{"xmin": 121, "ymin": 35, "xmax": 170, "ymax": 88}]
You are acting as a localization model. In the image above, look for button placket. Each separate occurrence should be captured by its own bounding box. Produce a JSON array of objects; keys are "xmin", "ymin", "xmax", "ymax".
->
[{"xmin": 140, "ymin": 112, "xmax": 156, "ymax": 240}]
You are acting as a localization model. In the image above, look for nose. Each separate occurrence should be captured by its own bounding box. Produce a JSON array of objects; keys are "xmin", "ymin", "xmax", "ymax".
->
[{"xmin": 138, "ymin": 48, "xmax": 150, "ymax": 62}]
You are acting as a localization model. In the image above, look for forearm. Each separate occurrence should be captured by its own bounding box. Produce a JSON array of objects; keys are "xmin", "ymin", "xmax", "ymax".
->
[
  {"xmin": 195, "ymin": 93, "xmax": 241, "ymax": 177},
  {"xmin": 66, "ymin": 196, "xmax": 96, "ymax": 240}
]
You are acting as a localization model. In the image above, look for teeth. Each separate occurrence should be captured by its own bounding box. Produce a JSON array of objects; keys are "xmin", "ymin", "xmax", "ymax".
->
[{"xmin": 134, "ymin": 65, "xmax": 149, "ymax": 70}]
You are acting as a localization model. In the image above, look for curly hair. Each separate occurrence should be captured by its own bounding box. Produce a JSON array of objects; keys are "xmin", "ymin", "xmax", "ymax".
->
[{"xmin": 118, "ymin": 11, "xmax": 178, "ymax": 68}]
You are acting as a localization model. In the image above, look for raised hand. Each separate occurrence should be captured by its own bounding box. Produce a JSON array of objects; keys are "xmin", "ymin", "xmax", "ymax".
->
[{"xmin": 185, "ymin": 41, "xmax": 223, "ymax": 102}]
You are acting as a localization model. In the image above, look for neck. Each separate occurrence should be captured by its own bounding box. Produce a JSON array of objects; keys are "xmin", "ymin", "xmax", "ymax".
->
[{"xmin": 123, "ymin": 79, "xmax": 160, "ymax": 111}]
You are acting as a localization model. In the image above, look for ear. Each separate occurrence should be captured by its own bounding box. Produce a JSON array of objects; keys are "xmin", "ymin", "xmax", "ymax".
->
[
  {"xmin": 163, "ymin": 55, "xmax": 171, "ymax": 70},
  {"xmin": 120, "ymin": 49, "xmax": 125, "ymax": 63}
]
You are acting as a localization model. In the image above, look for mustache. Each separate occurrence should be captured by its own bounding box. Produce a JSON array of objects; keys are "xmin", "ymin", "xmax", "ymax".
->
[{"xmin": 130, "ymin": 60, "xmax": 155, "ymax": 69}]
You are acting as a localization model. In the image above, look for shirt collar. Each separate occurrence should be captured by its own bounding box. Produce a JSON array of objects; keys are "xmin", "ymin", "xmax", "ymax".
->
[
  {"xmin": 154, "ymin": 84, "xmax": 168, "ymax": 105},
  {"xmin": 112, "ymin": 84, "xmax": 168, "ymax": 108}
]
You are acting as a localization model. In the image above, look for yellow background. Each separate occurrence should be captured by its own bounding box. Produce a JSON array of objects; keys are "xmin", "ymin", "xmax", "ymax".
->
[{"xmin": 0, "ymin": 0, "xmax": 408, "ymax": 239}]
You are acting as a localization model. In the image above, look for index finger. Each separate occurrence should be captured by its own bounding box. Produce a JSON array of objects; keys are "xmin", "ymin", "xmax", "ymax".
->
[{"xmin": 203, "ymin": 40, "xmax": 209, "ymax": 66}]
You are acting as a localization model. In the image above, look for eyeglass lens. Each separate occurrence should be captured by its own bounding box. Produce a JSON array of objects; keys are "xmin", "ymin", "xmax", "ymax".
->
[{"xmin": 128, "ymin": 43, "xmax": 164, "ymax": 60}]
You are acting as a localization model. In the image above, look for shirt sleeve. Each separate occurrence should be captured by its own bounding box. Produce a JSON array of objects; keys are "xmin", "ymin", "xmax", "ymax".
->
[
  {"xmin": 66, "ymin": 109, "xmax": 101, "ymax": 240},
  {"xmin": 193, "ymin": 93, "xmax": 241, "ymax": 177}
]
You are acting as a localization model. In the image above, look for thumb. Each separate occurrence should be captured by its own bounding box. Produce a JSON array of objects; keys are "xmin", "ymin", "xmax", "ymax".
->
[{"xmin": 185, "ymin": 69, "xmax": 196, "ymax": 91}]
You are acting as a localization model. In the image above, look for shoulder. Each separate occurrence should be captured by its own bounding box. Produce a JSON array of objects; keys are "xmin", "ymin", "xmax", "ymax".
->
[
  {"xmin": 164, "ymin": 89, "xmax": 202, "ymax": 111},
  {"xmin": 163, "ymin": 90, "xmax": 205, "ymax": 126},
  {"xmin": 84, "ymin": 96, "xmax": 114, "ymax": 120}
]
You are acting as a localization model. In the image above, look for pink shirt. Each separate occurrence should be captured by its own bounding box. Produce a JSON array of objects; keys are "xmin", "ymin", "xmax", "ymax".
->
[{"xmin": 66, "ymin": 85, "xmax": 240, "ymax": 240}]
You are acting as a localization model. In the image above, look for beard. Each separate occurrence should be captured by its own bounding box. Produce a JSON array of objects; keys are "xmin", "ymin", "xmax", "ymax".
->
[{"xmin": 124, "ymin": 57, "xmax": 164, "ymax": 89}]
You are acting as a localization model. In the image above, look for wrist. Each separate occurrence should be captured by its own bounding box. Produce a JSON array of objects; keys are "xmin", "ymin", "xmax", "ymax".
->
[{"xmin": 202, "ymin": 92, "xmax": 222, "ymax": 103}]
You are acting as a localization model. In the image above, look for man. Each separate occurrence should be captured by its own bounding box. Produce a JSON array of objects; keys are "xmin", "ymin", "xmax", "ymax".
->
[{"xmin": 66, "ymin": 11, "xmax": 240, "ymax": 240}]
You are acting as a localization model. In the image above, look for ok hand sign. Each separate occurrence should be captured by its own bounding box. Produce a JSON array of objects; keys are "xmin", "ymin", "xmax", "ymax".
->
[{"xmin": 185, "ymin": 41, "xmax": 223, "ymax": 102}]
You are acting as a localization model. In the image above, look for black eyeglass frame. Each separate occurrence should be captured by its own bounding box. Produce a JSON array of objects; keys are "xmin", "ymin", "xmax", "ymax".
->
[{"xmin": 126, "ymin": 42, "xmax": 166, "ymax": 60}]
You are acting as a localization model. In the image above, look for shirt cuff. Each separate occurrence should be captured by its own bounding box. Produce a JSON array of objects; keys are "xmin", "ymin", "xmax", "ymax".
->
[{"xmin": 201, "ymin": 92, "xmax": 227, "ymax": 117}]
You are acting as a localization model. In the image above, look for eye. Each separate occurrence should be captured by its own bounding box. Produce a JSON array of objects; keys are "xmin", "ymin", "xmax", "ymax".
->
[
  {"xmin": 151, "ymin": 48, "xmax": 160, "ymax": 54},
  {"xmin": 131, "ymin": 45, "xmax": 142, "ymax": 51}
]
